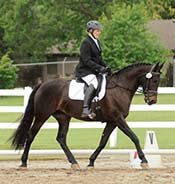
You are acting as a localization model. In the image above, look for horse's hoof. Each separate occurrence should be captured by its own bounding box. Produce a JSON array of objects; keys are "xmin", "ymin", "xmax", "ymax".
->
[
  {"xmin": 19, "ymin": 163, "xmax": 27, "ymax": 168},
  {"xmin": 18, "ymin": 164, "xmax": 27, "ymax": 170},
  {"xmin": 71, "ymin": 164, "xmax": 80, "ymax": 170},
  {"xmin": 140, "ymin": 162, "xmax": 149, "ymax": 169},
  {"xmin": 86, "ymin": 165, "xmax": 94, "ymax": 170}
]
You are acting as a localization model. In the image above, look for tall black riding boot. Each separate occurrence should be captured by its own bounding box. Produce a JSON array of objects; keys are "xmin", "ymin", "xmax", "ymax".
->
[{"xmin": 81, "ymin": 84, "xmax": 96, "ymax": 119}]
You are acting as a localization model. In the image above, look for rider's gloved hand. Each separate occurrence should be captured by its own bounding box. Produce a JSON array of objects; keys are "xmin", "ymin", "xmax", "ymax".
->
[
  {"xmin": 99, "ymin": 67, "xmax": 108, "ymax": 74},
  {"xmin": 106, "ymin": 67, "xmax": 112, "ymax": 75}
]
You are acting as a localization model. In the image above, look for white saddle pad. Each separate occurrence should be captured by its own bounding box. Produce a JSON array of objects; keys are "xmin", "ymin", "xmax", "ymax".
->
[{"xmin": 68, "ymin": 75, "xmax": 106, "ymax": 101}]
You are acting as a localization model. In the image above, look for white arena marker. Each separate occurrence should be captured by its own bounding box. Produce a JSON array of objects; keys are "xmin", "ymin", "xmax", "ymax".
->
[{"xmin": 144, "ymin": 131, "xmax": 162, "ymax": 168}]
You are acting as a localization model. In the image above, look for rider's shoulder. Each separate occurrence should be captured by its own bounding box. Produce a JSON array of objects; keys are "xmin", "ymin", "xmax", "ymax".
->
[{"xmin": 81, "ymin": 37, "xmax": 92, "ymax": 48}]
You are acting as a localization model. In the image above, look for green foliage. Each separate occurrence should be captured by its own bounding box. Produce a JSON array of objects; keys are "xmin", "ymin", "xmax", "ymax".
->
[
  {"xmin": 0, "ymin": 0, "xmax": 64, "ymax": 62},
  {"xmin": 100, "ymin": 4, "xmax": 169, "ymax": 69},
  {"xmin": 0, "ymin": 0, "xmax": 111, "ymax": 62},
  {"xmin": 112, "ymin": 0, "xmax": 175, "ymax": 19},
  {"xmin": 144, "ymin": 0, "xmax": 175, "ymax": 19},
  {"xmin": 0, "ymin": 54, "xmax": 18, "ymax": 89}
]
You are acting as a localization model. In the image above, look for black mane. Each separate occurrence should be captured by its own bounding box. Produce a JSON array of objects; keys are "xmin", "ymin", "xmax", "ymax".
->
[{"xmin": 112, "ymin": 63, "xmax": 152, "ymax": 76}]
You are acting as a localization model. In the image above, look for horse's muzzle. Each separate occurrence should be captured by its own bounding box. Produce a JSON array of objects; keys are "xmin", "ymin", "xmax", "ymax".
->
[{"xmin": 144, "ymin": 93, "xmax": 157, "ymax": 105}]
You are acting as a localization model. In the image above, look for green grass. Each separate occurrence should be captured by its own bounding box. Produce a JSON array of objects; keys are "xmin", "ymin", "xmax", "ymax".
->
[
  {"xmin": 0, "ymin": 96, "xmax": 23, "ymax": 106},
  {"xmin": 131, "ymin": 94, "xmax": 175, "ymax": 104},
  {"xmin": 1, "ymin": 128, "xmax": 175, "ymax": 150},
  {"xmin": 0, "ymin": 113, "xmax": 56, "ymax": 122},
  {"xmin": 127, "ymin": 111, "xmax": 175, "ymax": 121},
  {"xmin": 1, "ymin": 129, "xmax": 104, "ymax": 150},
  {"xmin": 1, "ymin": 94, "xmax": 175, "ymax": 107},
  {"xmin": 0, "ymin": 113, "xmax": 22, "ymax": 122},
  {"xmin": 0, "ymin": 111, "xmax": 175, "ymax": 122}
]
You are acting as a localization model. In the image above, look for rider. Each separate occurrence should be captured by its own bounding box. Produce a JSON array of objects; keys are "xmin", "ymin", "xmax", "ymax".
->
[{"xmin": 75, "ymin": 20, "xmax": 109, "ymax": 119}]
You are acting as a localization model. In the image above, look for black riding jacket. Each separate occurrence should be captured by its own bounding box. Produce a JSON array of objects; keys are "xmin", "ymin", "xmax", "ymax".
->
[{"xmin": 75, "ymin": 36, "xmax": 107, "ymax": 78}]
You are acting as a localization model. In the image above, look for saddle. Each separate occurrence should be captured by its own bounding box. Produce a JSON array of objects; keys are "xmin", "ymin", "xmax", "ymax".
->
[{"xmin": 68, "ymin": 74, "xmax": 106, "ymax": 101}]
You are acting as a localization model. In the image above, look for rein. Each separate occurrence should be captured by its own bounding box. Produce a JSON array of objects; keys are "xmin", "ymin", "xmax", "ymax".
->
[{"xmin": 107, "ymin": 79, "xmax": 143, "ymax": 94}]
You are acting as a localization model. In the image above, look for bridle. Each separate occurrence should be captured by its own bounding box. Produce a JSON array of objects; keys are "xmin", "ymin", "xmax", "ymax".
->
[{"xmin": 142, "ymin": 65, "xmax": 160, "ymax": 99}]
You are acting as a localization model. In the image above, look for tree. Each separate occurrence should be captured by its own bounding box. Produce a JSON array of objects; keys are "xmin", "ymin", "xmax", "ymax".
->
[
  {"xmin": 100, "ymin": 4, "xmax": 169, "ymax": 69},
  {"xmin": 0, "ymin": 54, "xmax": 18, "ymax": 89},
  {"xmin": 112, "ymin": 0, "xmax": 175, "ymax": 19},
  {"xmin": 144, "ymin": 0, "xmax": 175, "ymax": 19},
  {"xmin": 0, "ymin": 0, "xmax": 112, "ymax": 62},
  {"xmin": 0, "ymin": 0, "xmax": 63, "ymax": 62},
  {"xmin": 0, "ymin": 27, "xmax": 8, "ymax": 57}
]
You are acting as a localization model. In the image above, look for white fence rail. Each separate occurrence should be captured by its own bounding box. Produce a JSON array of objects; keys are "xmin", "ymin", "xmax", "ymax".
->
[
  {"xmin": 1, "ymin": 121, "xmax": 175, "ymax": 129},
  {"xmin": 0, "ymin": 87, "xmax": 175, "ymax": 155},
  {"xmin": 0, "ymin": 87, "xmax": 32, "ymax": 112}
]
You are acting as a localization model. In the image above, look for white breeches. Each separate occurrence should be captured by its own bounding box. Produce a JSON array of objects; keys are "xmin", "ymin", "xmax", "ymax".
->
[{"xmin": 82, "ymin": 74, "xmax": 98, "ymax": 89}]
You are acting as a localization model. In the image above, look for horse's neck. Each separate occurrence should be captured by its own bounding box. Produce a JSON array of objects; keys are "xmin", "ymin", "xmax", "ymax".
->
[
  {"xmin": 112, "ymin": 65, "xmax": 151, "ymax": 93},
  {"xmin": 126, "ymin": 65, "xmax": 151, "ymax": 81}
]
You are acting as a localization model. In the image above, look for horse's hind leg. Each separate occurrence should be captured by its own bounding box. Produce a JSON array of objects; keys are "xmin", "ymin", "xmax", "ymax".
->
[
  {"xmin": 53, "ymin": 112, "xmax": 79, "ymax": 169},
  {"xmin": 20, "ymin": 115, "xmax": 49, "ymax": 167}
]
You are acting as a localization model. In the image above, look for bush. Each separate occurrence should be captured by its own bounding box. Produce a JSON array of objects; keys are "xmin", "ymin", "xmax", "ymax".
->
[{"xmin": 0, "ymin": 54, "xmax": 18, "ymax": 89}]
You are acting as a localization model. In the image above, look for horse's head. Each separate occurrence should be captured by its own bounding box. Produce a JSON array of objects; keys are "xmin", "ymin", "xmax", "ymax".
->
[{"xmin": 139, "ymin": 63, "xmax": 163, "ymax": 105}]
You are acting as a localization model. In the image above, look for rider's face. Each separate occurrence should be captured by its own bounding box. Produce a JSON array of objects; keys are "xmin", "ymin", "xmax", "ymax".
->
[{"xmin": 93, "ymin": 29, "xmax": 101, "ymax": 39}]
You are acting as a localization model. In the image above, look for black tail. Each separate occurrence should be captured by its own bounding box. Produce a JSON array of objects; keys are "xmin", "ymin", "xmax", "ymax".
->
[{"xmin": 11, "ymin": 84, "xmax": 41, "ymax": 149}]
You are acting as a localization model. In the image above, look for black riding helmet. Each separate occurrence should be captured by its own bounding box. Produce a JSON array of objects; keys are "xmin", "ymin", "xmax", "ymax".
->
[{"xmin": 86, "ymin": 20, "xmax": 102, "ymax": 32}]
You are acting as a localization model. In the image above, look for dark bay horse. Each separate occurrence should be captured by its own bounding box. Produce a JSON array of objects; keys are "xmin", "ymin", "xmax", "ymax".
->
[{"xmin": 11, "ymin": 63, "xmax": 163, "ymax": 169}]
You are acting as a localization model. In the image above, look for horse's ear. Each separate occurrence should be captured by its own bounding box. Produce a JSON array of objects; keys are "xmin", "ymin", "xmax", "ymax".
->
[
  {"xmin": 153, "ymin": 62, "xmax": 164, "ymax": 72},
  {"xmin": 151, "ymin": 63, "xmax": 159, "ymax": 72},
  {"xmin": 159, "ymin": 63, "xmax": 164, "ymax": 70}
]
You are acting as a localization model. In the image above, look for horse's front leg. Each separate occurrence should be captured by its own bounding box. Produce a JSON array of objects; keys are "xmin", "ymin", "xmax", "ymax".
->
[
  {"xmin": 56, "ymin": 122, "xmax": 79, "ymax": 169},
  {"xmin": 117, "ymin": 116, "xmax": 148, "ymax": 168},
  {"xmin": 88, "ymin": 122, "xmax": 116, "ymax": 167}
]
